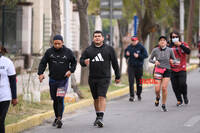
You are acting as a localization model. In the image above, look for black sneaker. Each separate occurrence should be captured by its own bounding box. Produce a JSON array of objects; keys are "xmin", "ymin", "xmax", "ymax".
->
[
  {"xmin": 137, "ymin": 95, "xmax": 142, "ymax": 101},
  {"xmin": 96, "ymin": 119, "xmax": 104, "ymax": 128},
  {"xmin": 129, "ymin": 97, "xmax": 135, "ymax": 102},
  {"xmin": 52, "ymin": 118, "xmax": 57, "ymax": 127},
  {"xmin": 56, "ymin": 119, "xmax": 63, "ymax": 128},
  {"xmin": 183, "ymin": 97, "xmax": 189, "ymax": 104},
  {"xmin": 161, "ymin": 104, "xmax": 168, "ymax": 112},
  {"xmin": 176, "ymin": 101, "xmax": 183, "ymax": 107},
  {"xmin": 155, "ymin": 97, "xmax": 160, "ymax": 107},
  {"xmin": 93, "ymin": 118, "xmax": 98, "ymax": 126}
]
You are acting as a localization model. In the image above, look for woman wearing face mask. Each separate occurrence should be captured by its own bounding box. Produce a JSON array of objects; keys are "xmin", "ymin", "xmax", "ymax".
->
[
  {"xmin": 169, "ymin": 31, "xmax": 191, "ymax": 107},
  {"xmin": 149, "ymin": 36, "xmax": 176, "ymax": 112}
]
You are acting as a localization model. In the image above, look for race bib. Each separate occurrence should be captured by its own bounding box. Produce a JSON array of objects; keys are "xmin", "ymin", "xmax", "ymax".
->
[
  {"xmin": 56, "ymin": 87, "xmax": 66, "ymax": 97},
  {"xmin": 56, "ymin": 78, "xmax": 69, "ymax": 97}
]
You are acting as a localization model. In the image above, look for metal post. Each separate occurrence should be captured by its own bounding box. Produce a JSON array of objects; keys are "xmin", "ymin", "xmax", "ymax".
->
[
  {"xmin": 109, "ymin": 0, "xmax": 112, "ymax": 46},
  {"xmin": 180, "ymin": 0, "xmax": 184, "ymax": 41},
  {"xmin": 2, "ymin": 5, "xmax": 5, "ymax": 46}
]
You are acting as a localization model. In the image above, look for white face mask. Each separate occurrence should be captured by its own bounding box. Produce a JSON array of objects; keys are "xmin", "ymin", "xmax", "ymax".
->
[{"xmin": 172, "ymin": 38, "xmax": 179, "ymax": 43}]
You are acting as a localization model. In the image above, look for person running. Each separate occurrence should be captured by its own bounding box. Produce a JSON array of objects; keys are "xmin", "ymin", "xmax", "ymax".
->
[
  {"xmin": 38, "ymin": 35, "xmax": 77, "ymax": 128},
  {"xmin": 80, "ymin": 30, "xmax": 120, "ymax": 128},
  {"xmin": 149, "ymin": 36, "xmax": 176, "ymax": 112},
  {"xmin": 0, "ymin": 46, "xmax": 18, "ymax": 133},
  {"xmin": 169, "ymin": 31, "xmax": 191, "ymax": 106},
  {"xmin": 124, "ymin": 36, "xmax": 148, "ymax": 101}
]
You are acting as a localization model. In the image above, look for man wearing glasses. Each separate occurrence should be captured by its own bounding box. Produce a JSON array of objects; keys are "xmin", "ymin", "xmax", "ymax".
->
[
  {"xmin": 124, "ymin": 36, "xmax": 148, "ymax": 102},
  {"xmin": 169, "ymin": 31, "xmax": 191, "ymax": 107}
]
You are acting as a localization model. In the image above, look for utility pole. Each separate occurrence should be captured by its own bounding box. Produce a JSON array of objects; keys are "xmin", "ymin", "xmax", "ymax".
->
[
  {"xmin": 180, "ymin": 0, "xmax": 184, "ymax": 41},
  {"xmin": 109, "ymin": 0, "xmax": 113, "ymax": 46}
]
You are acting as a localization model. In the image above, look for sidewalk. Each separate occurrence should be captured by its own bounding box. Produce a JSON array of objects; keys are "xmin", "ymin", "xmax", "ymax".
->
[{"xmin": 6, "ymin": 62, "xmax": 198, "ymax": 133}]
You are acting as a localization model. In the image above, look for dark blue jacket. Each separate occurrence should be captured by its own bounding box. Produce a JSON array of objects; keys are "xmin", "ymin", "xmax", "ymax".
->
[{"xmin": 124, "ymin": 43, "xmax": 148, "ymax": 67}]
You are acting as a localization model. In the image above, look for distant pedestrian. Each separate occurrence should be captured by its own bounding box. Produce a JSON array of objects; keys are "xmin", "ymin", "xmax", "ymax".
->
[
  {"xmin": 105, "ymin": 34, "xmax": 114, "ymax": 47},
  {"xmin": 169, "ymin": 31, "xmax": 191, "ymax": 106},
  {"xmin": 0, "ymin": 46, "xmax": 18, "ymax": 133},
  {"xmin": 149, "ymin": 36, "xmax": 176, "ymax": 112},
  {"xmin": 80, "ymin": 31, "xmax": 120, "ymax": 128},
  {"xmin": 124, "ymin": 36, "xmax": 148, "ymax": 102},
  {"xmin": 38, "ymin": 35, "xmax": 77, "ymax": 128}
]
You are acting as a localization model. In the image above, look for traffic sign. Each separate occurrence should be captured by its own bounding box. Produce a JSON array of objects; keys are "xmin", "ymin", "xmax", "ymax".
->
[
  {"xmin": 100, "ymin": 0, "xmax": 109, "ymax": 9},
  {"xmin": 100, "ymin": 10, "xmax": 122, "ymax": 19},
  {"xmin": 100, "ymin": 0, "xmax": 123, "ymax": 9},
  {"xmin": 112, "ymin": 0, "xmax": 123, "ymax": 9}
]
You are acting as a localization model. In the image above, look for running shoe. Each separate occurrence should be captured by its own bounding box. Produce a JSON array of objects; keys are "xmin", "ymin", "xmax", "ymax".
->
[
  {"xmin": 176, "ymin": 101, "xmax": 183, "ymax": 107},
  {"xmin": 96, "ymin": 118, "xmax": 104, "ymax": 128},
  {"xmin": 93, "ymin": 117, "xmax": 98, "ymax": 126},
  {"xmin": 129, "ymin": 97, "xmax": 135, "ymax": 102},
  {"xmin": 52, "ymin": 118, "xmax": 57, "ymax": 127},
  {"xmin": 56, "ymin": 119, "xmax": 63, "ymax": 128},
  {"xmin": 161, "ymin": 104, "xmax": 168, "ymax": 112},
  {"xmin": 183, "ymin": 97, "xmax": 189, "ymax": 104},
  {"xmin": 155, "ymin": 97, "xmax": 160, "ymax": 107},
  {"xmin": 137, "ymin": 95, "xmax": 142, "ymax": 101}
]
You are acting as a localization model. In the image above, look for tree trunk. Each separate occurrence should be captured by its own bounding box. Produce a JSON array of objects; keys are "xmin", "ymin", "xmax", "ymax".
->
[
  {"xmin": 50, "ymin": 0, "xmax": 61, "ymax": 45},
  {"xmin": 186, "ymin": 0, "xmax": 195, "ymax": 62},
  {"xmin": 71, "ymin": 73, "xmax": 84, "ymax": 99},
  {"xmin": 136, "ymin": 1, "xmax": 158, "ymax": 44},
  {"xmin": 186, "ymin": 0, "xmax": 195, "ymax": 47},
  {"xmin": 77, "ymin": 0, "xmax": 90, "ymax": 85},
  {"xmin": 117, "ymin": 19, "xmax": 128, "ymax": 75}
]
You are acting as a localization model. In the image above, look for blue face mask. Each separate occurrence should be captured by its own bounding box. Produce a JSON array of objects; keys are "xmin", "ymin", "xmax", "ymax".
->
[{"xmin": 172, "ymin": 38, "xmax": 179, "ymax": 43}]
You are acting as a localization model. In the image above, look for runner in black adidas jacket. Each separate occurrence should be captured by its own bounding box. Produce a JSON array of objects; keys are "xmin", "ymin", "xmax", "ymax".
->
[{"xmin": 80, "ymin": 31, "xmax": 120, "ymax": 128}]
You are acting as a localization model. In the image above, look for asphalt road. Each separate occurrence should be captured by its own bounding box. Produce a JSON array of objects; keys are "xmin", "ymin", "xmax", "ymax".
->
[{"xmin": 23, "ymin": 69, "xmax": 200, "ymax": 133}]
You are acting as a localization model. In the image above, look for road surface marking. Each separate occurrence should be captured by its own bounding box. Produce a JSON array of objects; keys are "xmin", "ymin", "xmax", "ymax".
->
[{"xmin": 184, "ymin": 115, "xmax": 200, "ymax": 127}]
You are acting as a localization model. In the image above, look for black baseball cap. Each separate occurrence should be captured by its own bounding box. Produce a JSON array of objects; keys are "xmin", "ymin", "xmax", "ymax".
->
[{"xmin": 158, "ymin": 36, "xmax": 167, "ymax": 41}]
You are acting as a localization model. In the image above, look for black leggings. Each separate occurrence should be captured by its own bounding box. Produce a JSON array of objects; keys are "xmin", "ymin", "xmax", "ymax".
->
[
  {"xmin": 128, "ymin": 66, "xmax": 143, "ymax": 97},
  {"xmin": 0, "ymin": 101, "xmax": 10, "ymax": 133},
  {"xmin": 49, "ymin": 79, "xmax": 65, "ymax": 119},
  {"xmin": 53, "ymin": 97, "xmax": 64, "ymax": 119},
  {"xmin": 171, "ymin": 71, "xmax": 187, "ymax": 102}
]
